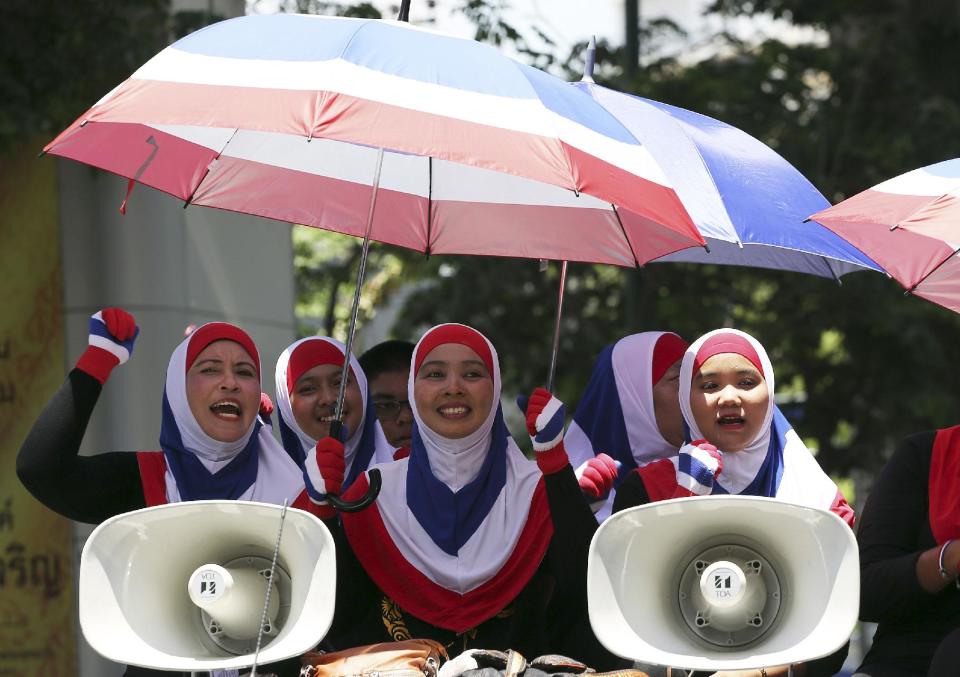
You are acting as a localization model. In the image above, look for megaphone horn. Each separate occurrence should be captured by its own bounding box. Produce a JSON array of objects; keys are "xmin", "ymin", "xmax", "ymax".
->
[
  {"xmin": 80, "ymin": 500, "xmax": 336, "ymax": 673},
  {"xmin": 588, "ymin": 495, "xmax": 859, "ymax": 673}
]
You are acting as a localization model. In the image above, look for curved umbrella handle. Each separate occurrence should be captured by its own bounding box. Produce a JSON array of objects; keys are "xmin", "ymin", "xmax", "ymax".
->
[{"xmin": 327, "ymin": 468, "xmax": 382, "ymax": 513}]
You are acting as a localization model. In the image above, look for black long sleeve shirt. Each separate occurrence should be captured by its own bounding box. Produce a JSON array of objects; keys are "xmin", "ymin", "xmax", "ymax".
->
[
  {"xmin": 15, "ymin": 369, "xmax": 302, "ymax": 677},
  {"xmin": 856, "ymin": 431, "xmax": 960, "ymax": 677}
]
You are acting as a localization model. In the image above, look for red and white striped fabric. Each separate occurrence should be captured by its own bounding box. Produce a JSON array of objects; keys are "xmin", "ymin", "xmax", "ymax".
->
[
  {"xmin": 810, "ymin": 158, "xmax": 960, "ymax": 313},
  {"xmin": 45, "ymin": 13, "xmax": 705, "ymax": 266}
]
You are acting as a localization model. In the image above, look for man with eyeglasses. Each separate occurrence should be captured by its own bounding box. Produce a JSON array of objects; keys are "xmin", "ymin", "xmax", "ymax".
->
[{"xmin": 359, "ymin": 339, "xmax": 415, "ymax": 453}]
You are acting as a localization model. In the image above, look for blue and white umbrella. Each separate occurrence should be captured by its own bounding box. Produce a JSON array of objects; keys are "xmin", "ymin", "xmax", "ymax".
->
[{"xmin": 572, "ymin": 79, "xmax": 883, "ymax": 278}]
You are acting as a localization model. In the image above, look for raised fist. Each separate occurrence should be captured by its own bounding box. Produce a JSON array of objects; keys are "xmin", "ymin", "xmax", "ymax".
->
[
  {"xmin": 676, "ymin": 439, "xmax": 723, "ymax": 496},
  {"xmin": 516, "ymin": 387, "xmax": 566, "ymax": 453},
  {"xmin": 76, "ymin": 308, "xmax": 139, "ymax": 384}
]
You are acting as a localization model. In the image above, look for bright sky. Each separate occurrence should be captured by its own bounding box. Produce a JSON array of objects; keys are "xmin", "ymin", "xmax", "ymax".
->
[{"xmin": 246, "ymin": 0, "xmax": 825, "ymax": 69}]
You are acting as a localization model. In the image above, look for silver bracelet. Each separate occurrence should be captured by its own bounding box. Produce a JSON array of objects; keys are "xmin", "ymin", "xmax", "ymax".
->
[{"xmin": 937, "ymin": 539, "xmax": 955, "ymax": 580}]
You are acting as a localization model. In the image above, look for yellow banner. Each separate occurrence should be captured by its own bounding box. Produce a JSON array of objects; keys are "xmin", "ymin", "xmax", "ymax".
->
[{"xmin": 0, "ymin": 143, "xmax": 77, "ymax": 674}]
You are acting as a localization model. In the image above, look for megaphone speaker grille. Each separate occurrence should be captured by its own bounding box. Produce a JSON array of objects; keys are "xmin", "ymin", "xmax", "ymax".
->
[
  {"xmin": 677, "ymin": 542, "xmax": 782, "ymax": 648},
  {"xmin": 190, "ymin": 556, "xmax": 291, "ymax": 655}
]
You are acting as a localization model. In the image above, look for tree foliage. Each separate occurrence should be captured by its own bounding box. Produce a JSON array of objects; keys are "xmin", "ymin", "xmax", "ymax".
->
[
  {"xmin": 292, "ymin": 1, "xmax": 960, "ymax": 486},
  {"xmin": 0, "ymin": 1, "xmax": 171, "ymax": 149}
]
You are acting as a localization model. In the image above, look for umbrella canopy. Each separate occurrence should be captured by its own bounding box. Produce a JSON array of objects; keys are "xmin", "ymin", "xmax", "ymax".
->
[
  {"xmin": 573, "ymin": 82, "xmax": 882, "ymax": 278},
  {"xmin": 45, "ymin": 13, "xmax": 706, "ymax": 267},
  {"xmin": 810, "ymin": 158, "xmax": 960, "ymax": 313}
]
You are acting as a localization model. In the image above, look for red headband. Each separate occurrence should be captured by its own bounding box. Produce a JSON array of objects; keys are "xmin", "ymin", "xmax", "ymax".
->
[
  {"xmin": 415, "ymin": 324, "xmax": 494, "ymax": 375},
  {"xmin": 286, "ymin": 340, "xmax": 351, "ymax": 394},
  {"xmin": 185, "ymin": 323, "xmax": 260, "ymax": 376},
  {"xmin": 651, "ymin": 333, "xmax": 688, "ymax": 386},
  {"xmin": 692, "ymin": 333, "xmax": 764, "ymax": 380}
]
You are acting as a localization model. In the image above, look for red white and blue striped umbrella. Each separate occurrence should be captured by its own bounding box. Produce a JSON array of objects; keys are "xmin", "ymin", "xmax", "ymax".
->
[
  {"xmin": 810, "ymin": 159, "xmax": 960, "ymax": 313},
  {"xmin": 45, "ymin": 13, "xmax": 706, "ymax": 267},
  {"xmin": 572, "ymin": 80, "xmax": 882, "ymax": 278}
]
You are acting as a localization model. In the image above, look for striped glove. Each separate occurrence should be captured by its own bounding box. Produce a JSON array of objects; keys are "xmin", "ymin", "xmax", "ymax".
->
[
  {"xmin": 517, "ymin": 387, "xmax": 568, "ymax": 474},
  {"xmin": 304, "ymin": 436, "xmax": 346, "ymax": 505},
  {"xmin": 75, "ymin": 308, "xmax": 139, "ymax": 384},
  {"xmin": 675, "ymin": 439, "xmax": 723, "ymax": 496}
]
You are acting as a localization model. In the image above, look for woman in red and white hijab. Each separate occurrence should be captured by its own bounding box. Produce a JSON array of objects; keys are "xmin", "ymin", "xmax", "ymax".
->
[
  {"xmin": 17, "ymin": 308, "xmax": 318, "ymax": 522},
  {"xmin": 274, "ymin": 337, "xmax": 393, "ymax": 496},
  {"xmin": 565, "ymin": 331, "xmax": 688, "ymax": 520},
  {"xmin": 303, "ymin": 323, "xmax": 613, "ymax": 666},
  {"xmin": 614, "ymin": 328, "xmax": 854, "ymax": 522}
]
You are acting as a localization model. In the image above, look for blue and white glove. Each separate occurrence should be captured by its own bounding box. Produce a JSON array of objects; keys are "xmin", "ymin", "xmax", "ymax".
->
[
  {"xmin": 76, "ymin": 308, "xmax": 139, "ymax": 384},
  {"xmin": 517, "ymin": 387, "xmax": 569, "ymax": 474},
  {"xmin": 675, "ymin": 439, "xmax": 723, "ymax": 496}
]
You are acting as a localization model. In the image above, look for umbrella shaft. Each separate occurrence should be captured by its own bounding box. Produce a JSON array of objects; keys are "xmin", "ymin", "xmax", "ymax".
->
[
  {"xmin": 546, "ymin": 260, "xmax": 569, "ymax": 393},
  {"xmin": 335, "ymin": 147, "xmax": 385, "ymax": 426}
]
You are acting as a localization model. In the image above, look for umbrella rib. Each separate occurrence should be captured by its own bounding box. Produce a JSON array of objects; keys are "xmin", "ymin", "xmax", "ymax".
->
[
  {"xmin": 183, "ymin": 128, "xmax": 239, "ymax": 208},
  {"xmin": 904, "ymin": 245, "xmax": 960, "ymax": 295},
  {"xmin": 425, "ymin": 156, "xmax": 433, "ymax": 257},
  {"xmin": 610, "ymin": 204, "xmax": 642, "ymax": 268}
]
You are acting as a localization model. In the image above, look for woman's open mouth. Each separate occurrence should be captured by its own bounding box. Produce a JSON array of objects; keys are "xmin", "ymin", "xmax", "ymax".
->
[
  {"xmin": 438, "ymin": 405, "xmax": 470, "ymax": 419},
  {"xmin": 210, "ymin": 400, "xmax": 242, "ymax": 420},
  {"xmin": 717, "ymin": 415, "xmax": 745, "ymax": 429}
]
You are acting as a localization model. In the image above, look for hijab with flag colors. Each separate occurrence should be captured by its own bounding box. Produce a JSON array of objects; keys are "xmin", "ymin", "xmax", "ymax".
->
[
  {"xmin": 930, "ymin": 424, "xmax": 960, "ymax": 543},
  {"xmin": 340, "ymin": 323, "xmax": 552, "ymax": 633},
  {"xmin": 565, "ymin": 331, "xmax": 688, "ymax": 520},
  {"xmin": 145, "ymin": 322, "xmax": 304, "ymax": 505},
  {"xmin": 274, "ymin": 336, "xmax": 387, "ymax": 490},
  {"xmin": 645, "ymin": 328, "xmax": 853, "ymax": 525}
]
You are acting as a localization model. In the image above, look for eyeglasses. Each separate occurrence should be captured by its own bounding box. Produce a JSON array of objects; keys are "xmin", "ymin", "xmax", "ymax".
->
[{"xmin": 372, "ymin": 399, "xmax": 412, "ymax": 421}]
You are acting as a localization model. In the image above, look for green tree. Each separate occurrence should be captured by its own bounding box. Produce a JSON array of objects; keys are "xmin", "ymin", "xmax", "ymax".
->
[{"xmin": 289, "ymin": 1, "xmax": 960, "ymax": 484}]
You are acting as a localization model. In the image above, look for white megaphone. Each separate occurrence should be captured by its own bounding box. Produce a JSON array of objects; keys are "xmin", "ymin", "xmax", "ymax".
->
[
  {"xmin": 588, "ymin": 496, "xmax": 859, "ymax": 673},
  {"xmin": 79, "ymin": 500, "xmax": 335, "ymax": 673}
]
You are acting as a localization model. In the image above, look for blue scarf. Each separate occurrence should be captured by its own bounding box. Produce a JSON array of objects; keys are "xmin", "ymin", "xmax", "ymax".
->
[
  {"xmin": 405, "ymin": 407, "xmax": 509, "ymax": 556},
  {"xmin": 160, "ymin": 391, "xmax": 261, "ymax": 500},
  {"xmin": 571, "ymin": 343, "xmax": 634, "ymax": 484}
]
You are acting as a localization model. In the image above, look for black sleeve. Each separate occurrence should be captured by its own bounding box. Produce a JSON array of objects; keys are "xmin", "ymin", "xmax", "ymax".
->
[
  {"xmin": 322, "ymin": 515, "xmax": 381, "ymax": 648},
  {"xmin": 611, "ymin": 469, "xmax": 651, "ymax": 513},
  {"xmin": 16, "ymin": 368, "xmax": 146, "ymax": 524},
  {"xmin": 543, "ymin": 464, "xmax": 622, "ymax": 670},
  {"xmin": 856, "ymin": 431, "xmax": 936, "ymax": 623}
]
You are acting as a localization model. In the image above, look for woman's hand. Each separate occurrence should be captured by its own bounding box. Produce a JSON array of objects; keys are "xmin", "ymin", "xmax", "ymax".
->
[
  {"xmin": 517, "ymin": 388, "xmax": 569, "ymax": 474},
  {"xmin": 575, "ymin": 453, "xmax": 619, "ymax": 500},
  {"xmin": 675, "ymin": 439, "xmax": 723, "ymax": 496},
  {"xmin": 75, "ymin": 308, "xmax": 139, "ymax": 384},
  {"xmin": 517, "ymin": 387, "xmax": 565, "ymax": 452},
  {"xmin": 304, "ymin": 437, "xmax": 346, "ymax": 505}
]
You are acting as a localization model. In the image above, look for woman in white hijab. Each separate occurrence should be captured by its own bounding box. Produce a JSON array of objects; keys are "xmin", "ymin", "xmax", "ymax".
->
[{"xmin": 303, "ymin": 323, "xmax": 614, "ymax": 668}]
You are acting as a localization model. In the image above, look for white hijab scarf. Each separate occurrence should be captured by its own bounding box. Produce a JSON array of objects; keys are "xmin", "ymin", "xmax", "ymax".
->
[{"xmin": 678, "ymin": 328, "xmax": 839, "ymax": 507}]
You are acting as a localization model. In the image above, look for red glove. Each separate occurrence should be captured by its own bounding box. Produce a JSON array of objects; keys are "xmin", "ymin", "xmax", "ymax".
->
[
  {"xmin": 517, "ymin": 388, "xmax": 568, "ymax": 474},
  {"xmin": 575, "ymin": 453, "xmax": 620, "ymax": 499},
  {"xmin": 75, "ymin": 308, "xmax": 139, "ymax": 384},
  {"xmin": 258, "ymin": 392, "xmax": 275, "ymax": 419},
  {"xmin": 304, "ymin": 437, "xmax": 345, "ymax": 505}
]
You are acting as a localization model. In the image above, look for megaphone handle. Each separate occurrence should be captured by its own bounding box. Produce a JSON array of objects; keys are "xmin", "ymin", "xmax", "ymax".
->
[{"xmin": 327, "ymin": 468, "xmax": 382, "ymax": 513}]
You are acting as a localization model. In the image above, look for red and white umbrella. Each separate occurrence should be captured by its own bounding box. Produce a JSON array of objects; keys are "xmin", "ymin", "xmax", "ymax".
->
[
  {"xmin": 809, "ymin": 158, "xmax": 960, "ymax": 313},
  {"xmin": 45, "ymin": 13, "xmax": 710, "ymax": 511},
  {"xmin": 45, "ymin": 13, "xmax": 704, "ymax": 267}
]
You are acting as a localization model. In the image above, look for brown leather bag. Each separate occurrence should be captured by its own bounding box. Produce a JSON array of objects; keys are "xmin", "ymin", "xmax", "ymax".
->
[{"xmin": 300, "ymin": 639, "xmax": 449, "ymax": 677}]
